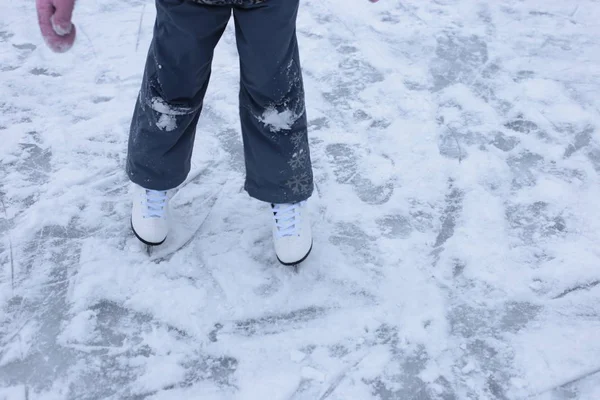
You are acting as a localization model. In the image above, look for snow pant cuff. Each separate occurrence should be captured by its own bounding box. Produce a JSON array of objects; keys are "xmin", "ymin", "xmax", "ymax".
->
[{"xmin": 245, "ymin": 182, "xmax": 314, "ymax": 204}]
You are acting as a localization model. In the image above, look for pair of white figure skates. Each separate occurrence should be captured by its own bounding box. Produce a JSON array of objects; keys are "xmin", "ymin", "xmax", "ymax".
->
[{"xmin": 130, "ymin": 184, "xmax": 313, "ymax": 265}]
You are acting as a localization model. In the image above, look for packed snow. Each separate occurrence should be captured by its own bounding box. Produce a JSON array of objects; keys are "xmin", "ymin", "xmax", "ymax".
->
[{"xmin": 2, "ymin": 0, "xmax": 600, "ymax": 399}]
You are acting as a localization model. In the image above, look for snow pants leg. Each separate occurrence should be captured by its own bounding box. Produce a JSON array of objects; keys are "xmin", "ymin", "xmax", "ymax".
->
[{"xmin": 126, "ymin": 0, "xmax": 314, "ymax": 204}]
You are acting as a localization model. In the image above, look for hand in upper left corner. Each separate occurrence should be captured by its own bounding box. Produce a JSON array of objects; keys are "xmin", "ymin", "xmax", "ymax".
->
[{"xmin": 36, "ymin": 0, "xmax": 77, "ymax": 53}]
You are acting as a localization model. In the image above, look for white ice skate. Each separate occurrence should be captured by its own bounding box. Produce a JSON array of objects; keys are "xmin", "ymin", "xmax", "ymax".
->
[
  {"xmin": 131, "ymin": 184, "xmax": 170, "ymax": 246},
  {"xmin": 272, "ymin": 201, "xmax": 313, "ymax": 265}
]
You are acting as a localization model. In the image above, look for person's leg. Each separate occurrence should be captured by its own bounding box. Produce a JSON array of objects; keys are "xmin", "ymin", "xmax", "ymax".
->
[
  {"xmin": 127, "ymin": 0, "xmax": 231, "ymax": 190},
  {"xmin": 233, "ymin": 0, "xmax": 314, "ymax": 204},
  {"xmin": 234, "ymin": 1, "xmax": 313, "ymax": 265}
]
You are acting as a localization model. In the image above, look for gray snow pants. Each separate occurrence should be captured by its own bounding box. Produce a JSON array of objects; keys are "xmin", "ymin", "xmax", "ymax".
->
[{"xmin": 126, "ymin": 0, "xmax": 314, "ymax": 204}]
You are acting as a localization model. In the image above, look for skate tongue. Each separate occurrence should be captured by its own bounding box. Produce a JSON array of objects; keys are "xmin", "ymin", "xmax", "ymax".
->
[
  {"xmin": 145, "ymin": 190, "xmax": 168, "ymax": 218},
  {"xmin": 273, "ymin": 203, "xmax": 300, "ymax": 238}
]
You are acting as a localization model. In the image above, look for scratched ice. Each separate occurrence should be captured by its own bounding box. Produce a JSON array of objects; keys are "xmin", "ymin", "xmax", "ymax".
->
[{"xmin": 1, "ymin": 1, "xmax": 600, "ymax": 399}]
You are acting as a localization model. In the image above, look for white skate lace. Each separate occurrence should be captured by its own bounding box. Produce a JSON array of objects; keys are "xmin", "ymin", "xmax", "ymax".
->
[
  {"xmin": 272, "ymin": 202, "xmax": 305, "ymax": 238},
  {"xmin": 144, "ymin": 189, "xmax": 168, "ymax": 218}
]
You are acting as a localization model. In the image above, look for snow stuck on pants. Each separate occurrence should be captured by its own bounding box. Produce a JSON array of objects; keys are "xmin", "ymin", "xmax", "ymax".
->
[
  {"xmin": 149, "ymin": 97, "xmax": 190, "ymax": 132},
  {"xmin": 1, "ymin": 1, "xmax": 600, "ymax": 399},
  {"xmin": 259, "ymin": 107, "xmax": 300, "ymax": 133}
]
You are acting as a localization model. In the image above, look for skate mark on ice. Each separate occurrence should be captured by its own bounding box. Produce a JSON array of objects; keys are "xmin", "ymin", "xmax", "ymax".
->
[
  {"xmin": 295, "ymin": 325, "xmax": 455, "ymax": 400},
  {"xmin": 430, "ymin": 181, "xmax": 464, "ymax": 266},
  {"xmin": 216, "ymin": 128, "xmax": 245, "ymax": 173},
  {"xmin": 0, "ymin": 30, "xmax": 14, "ymax": 42},
  {"xmin": 478, "ymin": 3, "xmax": 496, "ymax": 37},
  {"xmin": 509, "ymin": 148, "xmax": 586, "ymax": 187},
  {"xmin": 326, "ymin": 143, "xmax": 358, "ymax": 184},
  {"xmin": 499, "ymin": 302, "xmax": 542, "ymax": 333},
  {"xmin": 379, "ymin": 10, "xmax": 402, "ymax": 25},
  {"xmin": 514, "ymin": 70, "xmax": 536, "ymax": 82},
  {"xmin": 491, "ymin": 132, "xmax": 520, "ymax": 152},
  {"xmin": 330, "ymin": 222, "xmax": 378, "ymax": 265},
  {"xmin": 0, "ymin": 235, "xmax": 82, "ymax": 395},
  {"xmin": 435, "ymin": 95, "xmax": 496, "ymax": 161},
  {"xmin": 587, "ymin": 148, "xmax": 600, "ymax": 173},
  {"xmin": 352, "ymin": 176, "xmax": 394, "ymax": 206},
  {"xmin": 336, "ymin": 44, "xmax": 358, "ymax": 55},
  {"xmin": 433, "ymin": 186, "xmax": 463, "ymax": 247},
  {"xmin": 209, "ymin": 306, "xmax": 327, "ymax": 341},
  {"xmin": 12, "ymin": 42, "xmax": 37, "ymax": 65},
  {"xmin": 124, "ymin": 355, "xmax": 237, "ymax": 399},
  {"xmin": 361, "ymin": 331, "xmax": 448, "ymax": 400},
  {"xmin": 564, "ymin": 125, "xmax": 593, "ymax": 158},
  {"xmin": 321, "ymin": 59, "xmax": 383, "ymax": 106},
  {"xmin": 1, "ymin": 140, "xmax": 134, "ymax": 394},
  {"xmin": 0, "ymin": 33, "xmax": 22, "ymax": 68},
  {"xmin": 19, "ymin": 142, "xmax": 52, "ymax": 184},
  {"xmin": 182, "ymin": 354, "xmax": 238, "ymax": 387},
  {"xmin": 504, "ymin": 117, "xmax": 546, "ymax": 139},
  {"xmin": 407, "ymin": 200, "xmax": 436, "ymax": 234},
  {"xmin": 528, "ymin": 366, "xmax": 600, "ymax": 400},
  {"xmin": 506, "ymin": 151, "xmax": 544, "ymax": 189},
  {"xmin": 29, "ymin": 68, "xmax": 61, "ymax": 77},
  {"xmin": 506, "ymin": 201, "xmax": 566, "ymax": 245},
  {"xmin": 87, "ymin": 300, "xmax": 158, "ymax": 346},
  {"xmin": 2, "ymin": 137, "xmax": 54, "ymax": 280},
  {"xmin": 552, "ymin": 280, "xmax": 600, "ymax": 300},
  {"xmin": 430, "ymin": 33, "xmax": 489, "ymax": 91},
  {"xmin": 437, "ymin": 124, "xmax": 466, "ymax": 161},
  {"xmin": 91, "ymin": 302, "xmax": 192, "ymax": 347},
  {"xmin": 288, "ymin": 325, "xmax": 399, "ymax": 400},
  {"xmin": 91, "ymin": 96, "xmax": 113, "ymax": 104},
  {"xmin": 39, "ymin": 299, "xmax": 239, "ymax": 399},
  {"xmin": 452, "ymin": 259, "xmax": 466, "ymax": 278},
  {"xmin": 308, "ymin": 117, "xmax": 329, "ymax": 132},
  {"xmin": 448, "ymin": 302, "xmax": 542, "ymax": 339},
  {"xmin": 0, "ymin": 196, "xmax": 15, "ymax": 291},
  {"xmin": 1, "ymin": 65, "xmax": 19, "ymax": 72},
  {"xmin": 464, "ymin": 349, "xmax": 512, "ymax": 400},
  {"xmin": 320, "ymin": 32, "xmax": 384, "ymax": 109},
  {"xmin": 317, "ymin": 352, "xmax": 374, "ymax": 400},
  {"xmin": 12, "ymin": 43, "xmax": 36, "ymax": 51},
  {"xmin": 376, "ymin": 214, "xmax": 413, "ymax": 239},
  {"xmin": 325, "ymin": 143, "xmax": 394, "ymax": 205},
  {"xmin": 149, "ymin": 180, "xmax": 227, "ymax": 264},
  {"xmin": 127, "ymin": 356, "xmax": 238, "ymax": 399},
  {"xmin": 448, "ymin": 302, "xmax": 541, "ymax": 398}
]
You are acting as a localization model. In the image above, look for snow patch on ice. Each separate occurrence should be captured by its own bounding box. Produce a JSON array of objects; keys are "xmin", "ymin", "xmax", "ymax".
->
[
  {"xmin": 301, "ymin": 366, "xmax": 326, "ymax": 382},
  {"xmin": 0, "ymin": 386, "xmax": 27, "ymax": 400},
  {"xmin": 0, "ymin": 321, "xmax": 36, "ymax": 367},
  {"xmin": 58, "ymin": 310, "xmax": 99, "ymax": 345},
  {"xmin": 290, "ymin": 350, "xmax": 307, "ymax": 363}
]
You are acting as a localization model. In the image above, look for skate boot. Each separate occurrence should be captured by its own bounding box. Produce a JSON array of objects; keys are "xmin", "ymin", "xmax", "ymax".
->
[
  {"xmin": 272, "ymin": 201, "xmax": 313, "ymax": 265},
  {"xmin": 131, "ymin": 184, "xmax": 170, "ymax": 246}
]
